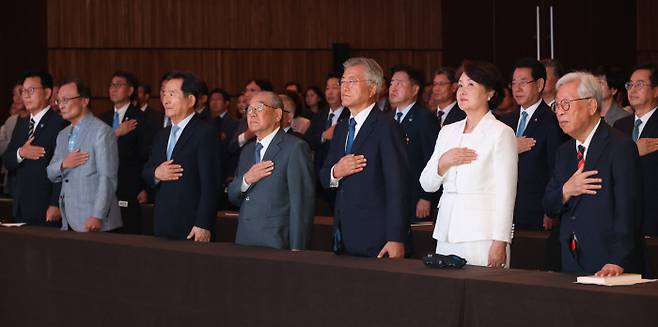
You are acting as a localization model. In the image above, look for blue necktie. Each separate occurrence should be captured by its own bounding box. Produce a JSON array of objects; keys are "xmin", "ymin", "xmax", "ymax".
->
[
  {"xmin": 632, "ymin": 118, "xmax": 642, "ymax": 141},
  {"xmin": 166, "ymin": 125, "xmax": 181, "ymax": 160},
  {"xmin": 112, "ymin": 111, "xmax": 120, "ymax": 130},
  {"xmin": 516, "ymin": 111, "xmax": 528, "ymax": 137},
  {"xmin": 254, "ymin": 142, "xmax": 263, "ymax": 164},
  {"xmin": 67, "ymin": 125, "xmax": 81, "ymax": 152},
  {"xmin": 345, "ymin": 118, "xmax": 356, "ymax": 154},
  {"xmin": 396, "ymin": 112, "xmax": 403, "ymax": 124}
]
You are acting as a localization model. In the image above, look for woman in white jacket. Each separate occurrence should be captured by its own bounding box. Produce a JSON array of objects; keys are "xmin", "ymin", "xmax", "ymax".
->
[{"xmin": 420, "ymin": 61, "xmax": 518, "ymax": 268}]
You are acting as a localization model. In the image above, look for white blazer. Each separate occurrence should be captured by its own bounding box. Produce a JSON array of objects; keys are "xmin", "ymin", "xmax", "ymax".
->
[{"xmin": 420, "ymin": 111, "xmax": 517, "ymax": 244}]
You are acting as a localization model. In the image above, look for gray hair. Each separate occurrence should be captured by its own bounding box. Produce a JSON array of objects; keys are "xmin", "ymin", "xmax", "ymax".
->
[
  {"xmin": 343, "ymin": 57, "xmax": 384, "ymax": 93},
  {"xmin": 555, "ymin": 71, "xmax": 602, "ymax": 112},
  {"xmin": 257, "ymin": 91, "xmax": 284, "ymax": 110}
]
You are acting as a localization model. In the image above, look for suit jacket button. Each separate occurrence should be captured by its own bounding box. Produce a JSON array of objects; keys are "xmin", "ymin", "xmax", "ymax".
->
[
  {"xmin": 571, "ymin": 216, "xmax": 576, "ymax": 220},
  {"xmin": 64, "ymin": 179, "xmax": 69, "ymax": 183}
]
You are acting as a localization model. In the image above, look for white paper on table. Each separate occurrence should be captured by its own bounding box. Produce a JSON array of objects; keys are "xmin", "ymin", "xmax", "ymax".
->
[{"xmin": 576, "ymin": 273, "xmax": 657, "ymax": 286}]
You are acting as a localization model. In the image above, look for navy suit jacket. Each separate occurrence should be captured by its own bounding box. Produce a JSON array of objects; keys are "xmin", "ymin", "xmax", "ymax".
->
[
  {"xmin": 142, "ymin": 114, "xmax": 221, "ymax": 239},
  {"xmin": 499, "ymin": 101, "xmax": 568, "ymax": 229},
  {"xmin": 3, "ymin": 109, "xmax": 69, "ymax": 225},
  {"xmin": 320, "ymin": 106, "xmax": 411, "ymax": 257},
  {"xmin": 614, "ymin": 112, "xmax": 658, "ymax": 235},
  {"xmin": 213, "ymin": 113, "xmax": 240, "ymax": 181},
  {"xmin": 543, "ymin": 121, "xmax": 643, "ymax": 273},
  {"xmin": 306, "ymin": 107, "xmax": 350, "ymax": 176},
  {"xmin": 100, "ymin": 105, "xmax": 150, "ymax": 200},
  {"xmin": 440, "ymin": 103, "xmax": 466, "ymax": 129},
  {"xmin": 396, "ymin": 103, "xmax": 440, "ymax": 215}
]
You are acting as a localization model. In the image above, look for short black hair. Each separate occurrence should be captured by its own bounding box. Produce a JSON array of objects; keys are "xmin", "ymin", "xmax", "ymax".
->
[
  {"xmin": 284, "ymin": 81, "xmax": 301, "ymax": 91},
  {"xmin": 245, "ymin": 79, "xmax": 273, "ymax": 92},
  {"xmin": 162, "ymin": 70, "xmax": 203, "ymax": 107},
  {"xmin": 434, "ymin": 66, "xmax": 458, "ymax": 83},
  {"xmin": 21, "ymin": 70, "xmax": 54, "ymax": 90},
  {"xmin": 327, "ymin": 72, "xmax": 341, "ymax": 81},
  {"xmin": 541, "ymin": 58, "xmax": 566, "ymax": 79},
  {"xmin": 462, "ymin": 60, "xmax": 505, "ymax": 108},
  {"xmin": 513, "ymin": 58, "xmax": 547, "ymax": 82},
  {"xmin": 391, "ymin": 64, "xmax": 425, "ymax": 99},
  {"xmin": 592, "ymin": 65, "xmax": 627, "ymax": 92},
  {"xmin": 633, "ymin": 63, "xmax": 658, "ymax": 87},
  {"xmin": 111, "ymin": 71, "xmax": 138, "ymax": 89},
  {"xmin": 58, "ymin": 78, "xmax": 92, "ymax": 99},
  {"xmin": 209, "ymin": 87, "xmax": 231, "ymax": 103}
]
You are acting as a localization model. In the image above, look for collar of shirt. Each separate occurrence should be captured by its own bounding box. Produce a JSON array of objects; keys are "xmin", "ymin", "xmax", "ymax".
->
[
  {"xmin": 114, "ymin": 103, "xmax": 130, "ymax": 123},
  {"xmin": 545, "ymin": 98, "xmax": 556, "ymax": 107},
  {"xmin": 437, "ymin": 101, "xmax": 456, "ymax": 116},
  {"xmin": 219, "ymin": 111, "xmax": 227, "ymax": 119},
  {"xmin": 30, "ymin": 106, "xmax": 51, "ymax": 127},
  {"xmin": 140, "ymin": 104, "xmax": 148, "ymax": 112},
  {"xmin": 395, "ymin": 101, "xmax": 415, "ymax": 122},
  {"xmin": 518, "ymin": 99, "xmax": 542, "ymax": 131},
  {"xmin": 328, "ymin": 106, "xmax": 344, "ymax": 125},
  {"xmin": 255, "ymin": 127, "xmax": 280, "ymax": 161},
  {"xmin": 350, "ymin": 102, "xmax": 376, "ymax": 138},
  {"xmin": 575, "ymin": 119, "xmax": 602, "ymax": 159},
  {"xmin": 635, "ymin": 106, "xmax": 657, "ymax": 136}
]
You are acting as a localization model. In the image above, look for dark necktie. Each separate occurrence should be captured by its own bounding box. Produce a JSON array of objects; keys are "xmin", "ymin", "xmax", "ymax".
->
[
  {"xmin": 396, "ymin": 112, "xmax": 403, "ymax": 124},
  {"xmin": 326, "ymin": 113, "xmax": 335, "ymax": 129},
  {"xmin": 632, "ymin": 118, "xmax": 642, "ymax": 141},
  {"xmin": 345, "ymin": 118, "xmax": 356, "ymax": 154},
  {"xmin": 577, "ymin": 145, "xmax": 586, "ymax": 170},
  {"xmin": 27, "ymin": 118, "xmax": 35, "ymax": 139},
  {"xmin": 437, "ymin": 110, "xmax": 444, "ymax": 127},
  {"xmin": 254, "ymin": 142, "xmax": 263, "ymax": 164}
]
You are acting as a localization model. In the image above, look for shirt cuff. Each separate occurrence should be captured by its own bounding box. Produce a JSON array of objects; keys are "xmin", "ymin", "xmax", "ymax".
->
[
  {"xmin": 16, "ymin": 148, "xmax": 24, "ymax": 163},
  {"xmin": 240, "ymin": 176, "xmax": 251, "ymax": 192},
  {"xmin": 329, "ymin": 165, "xmax": 341, "ymax": 188}
]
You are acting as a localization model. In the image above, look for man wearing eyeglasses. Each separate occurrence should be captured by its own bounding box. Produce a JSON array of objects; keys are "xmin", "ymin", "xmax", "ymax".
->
[
  {"xmin": 47, "ymin": 78, "xmax": 122, "ymax": 232},
  {"xmin": 100, "ymin": 71, "xmax": 150, "ymax": 234},
  {"xmin": 143, "ymin": 71, "xmax": 220, "ymax": 242},
  {"xmin": 320, "ymin": 57, "xmax": 411, "ymax": 258},
  {"xmin": 614, "ymin": 63, "xmax": 658, "ymax": 236},
  {"xmin": 228, "ymin": 91, "xmax": 315, "ymax": 250},
  {"xmin": 544, "ymin": 72, "xmax": 642, "ymax": 276},
  {"xmin": 3, "ymin": 71, "xmax": 68, "ymax": 227},
  {"xmin": 431, "ymin": 67, "xmax": 465, "ymax": 129}
]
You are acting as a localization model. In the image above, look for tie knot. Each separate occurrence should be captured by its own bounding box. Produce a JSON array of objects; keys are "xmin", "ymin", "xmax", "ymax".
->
[
  {"xmin": 329, "ymin": 113, "xmax": 335, "ymax": 119},
  {"xmin": 30, "ymin": 118, "xmax": 35, "ymax": 123},
  {"xmin": 255, "ymin": 142, "xmax": 263, "ymax": 151},
  {"xmin": 171, "ymin": 124, "xmax": 180, "ymax": 134},
  {"xmin": 635, "ymin": 118, "xmax": 643, "ymax": 127},
  {"xmin": 577, "ymin": 145, "xmax": 586, "ymax": 157},
  {"xmin": 349, "ymin": 118, "xmax": 356, "ymax": 128},
  {"xmin": 437, "ymin": 110, "xmax": 444, "ymax": 117},
  {"xmin": 521, "ymin": 111, "xmax": 528, "ymax": 118}
]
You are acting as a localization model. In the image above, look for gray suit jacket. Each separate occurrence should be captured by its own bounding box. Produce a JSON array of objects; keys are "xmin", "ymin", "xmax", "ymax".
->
[
  {"xmin": 47, "ymin": 113, "xmax": 122, "ymax": 232},
  {"xmin": 228, "ymin": 128, "xmax": 315, "ymax": 250}
]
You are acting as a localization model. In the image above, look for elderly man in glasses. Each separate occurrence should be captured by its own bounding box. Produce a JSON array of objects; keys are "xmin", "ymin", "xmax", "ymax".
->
[
  {"xmin": 3, "ymin": 70, "xmax": 69, "ymax": 227},
  {"xmin": 543, "ymin": 71, "xmax": 643, "ymax": 277},
  {"xmin": 228, "ymin": 91, "xmax": 315, "ymax": 251}
]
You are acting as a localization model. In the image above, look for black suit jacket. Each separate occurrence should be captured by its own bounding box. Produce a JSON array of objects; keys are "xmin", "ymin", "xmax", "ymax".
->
[
  {"xmin": 100, "ymin": 105, "xmax": 150, "ymax": 200},
  {"xmin": 614, "ymin": 113, "xmax": 658, "ymax": 235},
  {"xmin": 396, "ymin": 103, "xmax": 440, "ymax": 216},
  {"xmin": 320, "ymin": 107, "xmax": 411, "ymax": 257},
  {"xmin": 143, "ymin": 114, "xmax": 221, "ymax": 239},
  {"xmin": 499, "ymin": 101, "xmax": 568, "ymax": 230},
  {"xmin": 213, "ymin": 113, "xmax": 240, "ymax": 180},
  {"xmin": 196, "ymin": 106, "xmax": 212, "ymax": 122},
  {"xmin": 3, "ymin": 109, "xmax": 69, "ymax": 225},
  {"xmin": 440, "ymin": 103, "xmax": 466, "ymax": 129},
  {"xmin": 306, "ymin": 107, "xmax": 350, "ymax": 175},
  {"xmin": 543, "ymin": 121, "xmax": 643, "ymax": 273}
]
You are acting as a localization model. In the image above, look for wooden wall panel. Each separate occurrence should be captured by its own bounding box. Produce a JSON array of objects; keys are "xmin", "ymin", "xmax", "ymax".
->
[{"xmin": 637, "ymin": 0, "xmax": 658, "ymax": 63}]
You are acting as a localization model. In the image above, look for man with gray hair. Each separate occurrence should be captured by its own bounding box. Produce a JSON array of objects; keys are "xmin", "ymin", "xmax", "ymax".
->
[
  {"xmin": 320, "ymin": 57, "xmax": 411, "ymax": 258},
  {"xmin": 543, "ymin": 71, "xmax": 643, "ymax": 276}
]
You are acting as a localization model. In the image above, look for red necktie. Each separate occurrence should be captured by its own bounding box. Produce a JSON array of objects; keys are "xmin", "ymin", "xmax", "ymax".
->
[{"xmin": 577, "ymin": 145, "xmax": 586, "ymax": 170}]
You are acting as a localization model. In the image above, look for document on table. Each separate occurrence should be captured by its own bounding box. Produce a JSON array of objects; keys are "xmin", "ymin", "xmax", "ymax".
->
[
  {"xmin": 576, "ymin": 273, "xmax": 657, "ymax": 286},
  {"xmin": 1, "ymin": 222, "xmax": 26, "ymax": 227}
]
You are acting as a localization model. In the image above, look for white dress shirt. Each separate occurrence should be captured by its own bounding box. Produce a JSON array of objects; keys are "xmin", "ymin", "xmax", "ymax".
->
[
  {"xmin": 634, "ymin": 106, "xmax": 657, "ymax": 137},
  {"xmin": 114, "ymin": 103, "xmax": 130, "ymax": 125},
  {"xmin": 517, "ymin": 99, "xmax": 542, "ymax": 135},
  {"xmin": 16, "ymin": 106, "xmax": 51, "ymax": 163},
  {"xmin": 241, "ymin": 127, "xmax": 280, "ymax": 192},
  {"xmin": 437, "ymin": 101, "xmax": 456, "ymax": 126},
  {"xmin": 395, "ymin": 102, "xmax": 415, "ymax": 123},
  {"xmin": 575, "ymin": 119, "xmax": 602, "ymax": 160},
  {"xmin": 329, "ymin": 103, "xmax": 376, "ymax": 186}
]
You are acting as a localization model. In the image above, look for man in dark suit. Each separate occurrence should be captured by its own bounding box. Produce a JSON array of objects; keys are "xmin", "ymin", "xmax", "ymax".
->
[
  {"xmin": 389, "ymin": 64, "xmax": 439, "ymax": 222},
  {"xmin": 320, "ymin": 57, "xmax": 411, "ymax": 258},
  {"xmin": 195, "ymin": 80, "xmax": 211, "ymax": 122},
  {"xmin": 544, "ymin": 72, "xmax": 643, "ymax": 276},
  {"xmin": 210, "ymin": 88, "xmax": 239, "ymax": 181},
  {"xmin": 3, "ymin": 71, "xmax": 68, "ymax": 226},
  {"xmin": 306, "ymin": 74, "xmax": 350, "ymax": 211},
  {"xmin": 143, "ymin": 70, "xmax": 221, "ymax": 241},
  {"xmin": 137, "ymin": 83, "xmax": 164, "ymax": 204},
  {"xmin": 101, "ymin": 71, "xmax": 150, "ymax": 234},
  {"xmin": 228, "ymin": 91, "xmax": 315, "ymax": 250},
  {"xmin": 614, "ymin": 63, "xmax": 658, "ymax": 236},
  {"xmin": 499, "ymin": 58, "xmax": 567, "ymax": 231},
  {"xmin": 279, "ymin": 92, "xmax": 307, "ymax": 140},
  {"xmin": 431, "ymin": 67, "xmax": 465, "ymax": 129}
]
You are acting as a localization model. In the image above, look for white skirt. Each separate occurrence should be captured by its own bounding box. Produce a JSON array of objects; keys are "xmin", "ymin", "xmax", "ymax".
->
[{"xmin": 436, "ymin": 239, "xmax": 510, "ymax": 268}]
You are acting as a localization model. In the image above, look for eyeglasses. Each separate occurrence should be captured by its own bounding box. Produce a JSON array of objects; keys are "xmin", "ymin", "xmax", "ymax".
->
[
  {"xmin": 54, "ymin": 95, "xmax": 82, "ymax": 106},
  {"xmin": 509, "ymin": 80, "xmax": 537, "ymax": 88},
  {"xmin": 625, "ymin": 80, "xmax": 652, "ymax": 90},
  {"xmin": 246, "ymin": 102, "xmax": 281, "ymax": 114},
  {"xmin": 339, "ymin": 78, "xmax": 372, "ymax": 87},
  {"xmin": 20, "ymin": 86, "xmax": 44, "ymax": 96},
  {"xmin": 551, "ymin": 97, "xmax": 592, "ymax": 113},
  {"xmin": 109, "ymin": 83, "xmax": 128, "ymax": 89}
]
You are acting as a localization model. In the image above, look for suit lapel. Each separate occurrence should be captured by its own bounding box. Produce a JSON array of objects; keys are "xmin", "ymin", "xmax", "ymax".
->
[
  {"xmin": 123, "ymin": 105, "xmax": 137, "ymax": 122},
  {"xmin": 75, "ymin": 114, "xmax": 95, "ymax": 149},
  {"xmin": 31, "ymin": 109, "xmax": 53, "ymax": 141},
  {"xmin": 523, "ymin": 102, "xmax": 548, "ymax": 137},
  {"xmin": 262, "ymin": 129, "xmax": 285, "ymax": 162},
  {"xmin": 350, "ymin": 108, "xmax": 378, "ymax": 154},
  {"xmin": 640, "ymin": 110, "xmax": 658, "ymax": 138},
  {"xmin": 171, "ymin": 114, "xmax": 199, "ymax": 158}
]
